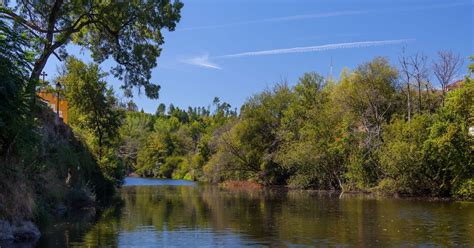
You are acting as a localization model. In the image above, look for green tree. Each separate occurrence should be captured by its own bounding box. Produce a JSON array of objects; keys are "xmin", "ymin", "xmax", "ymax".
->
[
  {"xmin": 333, "ymin": 58, "xmax": 399, "ymax": 187},
  {"xmin": 136, "ymin": 132, "xmax": 172, "ymax": 177},
  {"xmin": 422, "ymin": 74, "xmax": 473, "ymax": 197},
  {"xmin": 0, "ymin": 20, "xmax": 36, "ymax": 160},
  {"xmin": 207, "ymin": 84, "xmax": 293, "ymax": 185},
  {"xmin": 377, "ymin": 114, "xmax": 432, "ymax": 194},
  {"xmin": 118, "ymin": 111, "xmax": 155, "ymax": 171},
  {"xmin": 0, "ymin": 0, "xmax": 183, "ymax": 98},
  {"xmin": 126, "ymin": 100, "xmax": 138, "ymax": 112},
  {"xmin": 277, "ymin": 73, "xmax": 351, "ymax": 189},
  {"xmin": 156, "ymin": 103, "xmax": 167, "ymax": 117},
  {"xmin": 60, "ymin": 57, "xmax": 124, "ymax": 182}
]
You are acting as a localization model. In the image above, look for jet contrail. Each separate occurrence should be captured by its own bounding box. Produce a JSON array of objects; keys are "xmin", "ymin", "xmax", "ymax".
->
[
  {"xmin": 216, "ymin": 39, "xmax": 414, "ymax": 59},
  {"xmin": 183, "ymin": 39, "xmax": 414, "ymax": 69}
]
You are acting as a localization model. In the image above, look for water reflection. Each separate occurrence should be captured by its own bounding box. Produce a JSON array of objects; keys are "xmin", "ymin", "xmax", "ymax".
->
[{"xmin": 38, "ymin": 178, "xmax": 474, "ymax": 247}]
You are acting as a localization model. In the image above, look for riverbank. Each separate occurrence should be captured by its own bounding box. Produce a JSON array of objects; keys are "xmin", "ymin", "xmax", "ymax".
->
[
  {"xmin": 216, "ymin": 180, "xmax": 472, "ymax": 201},
  {"xmin": 0, "ymin": 107, "xmax": 118, "ymax": 245}
]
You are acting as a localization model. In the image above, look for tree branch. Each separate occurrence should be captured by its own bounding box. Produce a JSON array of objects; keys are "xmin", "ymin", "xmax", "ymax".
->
[{"xmin": 0, "ymin": 9, "xmax": 48, "ymax": 33}]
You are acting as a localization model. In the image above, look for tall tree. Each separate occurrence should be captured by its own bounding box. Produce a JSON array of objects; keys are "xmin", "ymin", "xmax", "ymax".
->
[
  {"xmin": 0, "ymin": 0, "xmax": 183, "ymax": 98},
  {"xmin": 341, "ymin": 58, "xmax": 398, "ymax": 145},
  {"xmin": 126, "ymin": 100, "xmax": 138, "ymax": 112},
  {"xmin": 399, "ymin": 52, "xmax": 430, "ymax": 117},
  {"xmin": 0, "ymin": 20, "xmax": 35, "ymax": 160},
  {"xmin": 399, "ymin": 52, "xmax": 413, "ymax": 120},
  {"xmin": 409, "ymin": 52, "xmax": 429, "ymax": 114},
  {"xmin": 156, "ymin": 103, "xmax": 166, "ymax": 117},
  {"xmin": 60, "ymin": 57, "xmax": 122, "ymax": 160},
  {"xmin": 433, "ymin": 51, "xmax": 463, "ymax": 104}
]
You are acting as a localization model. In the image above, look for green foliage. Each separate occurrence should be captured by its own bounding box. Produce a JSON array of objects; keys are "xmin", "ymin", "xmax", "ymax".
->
[
  {"xmin": 60, "ymin": 57, "xmax": 125, "ymax": 184},
  {"xmin": 0, "ymin": 20, "xmax": 36, "ymax": 162},
  {"xmin": 453, "ymin": 179, "xmax": 474, "ymax": 200},
  {"xmin": 197, "ymin": 57, "xmax": 471, "ymax": 199},
  {"xmin": 322, "ymin": 59, "xmax": 399, "ymax": 189},
  {"xmin": 136, "ymin": 132, "xmax": 171, "ymax": 177},
  {"xmin": 122, "ymin": 98, "xmax": 236, "ymax": 180},
  {"xmin": 209, "ymin": 84, "xmax": 293, "ymax": 185},
  {"xmin": 277, "ymin": 73, "xmax": 347, "ymax": 189},
  {"xmin": 118, "ymin": 111, "xmax": 155, "ymax": 171},
  {"xmin": 422, "ymin": 77, "xmax": 473, "ymax": 196},
  {"xmin": 1, "ymin": 0, "xmax": 183, "ymax": 98},
  {"xmin": 126, "ymin": 57, "xmax": 469, "ymax": 200},
  {"xmin": 377, "ymin": 114, "xmax": 432, "ymax": 194}
]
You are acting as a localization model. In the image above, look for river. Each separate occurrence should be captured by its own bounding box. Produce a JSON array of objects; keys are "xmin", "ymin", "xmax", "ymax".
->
[{"xmin": 37, "ymin": 177, "xmax": 474, "ymax": 247}]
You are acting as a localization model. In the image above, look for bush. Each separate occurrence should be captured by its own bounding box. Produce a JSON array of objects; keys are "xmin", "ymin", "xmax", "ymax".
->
[
  {"xmin": 377, "ymin": 114, "xmax": 432, "ymax": 195},
  {"xmin": 373, "ymin": 178, "xmax": 403, "ymax": 195},
  {"xmin": 453, "ymin": 179, "xmax": 474, "ymax": 200}
]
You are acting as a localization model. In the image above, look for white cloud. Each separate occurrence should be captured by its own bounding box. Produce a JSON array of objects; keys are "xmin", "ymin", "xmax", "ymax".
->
[
  {"xmin": 216, "ymin": 39, "xmax": 414, "ymax": 58},
  {"xmin": 181, "ymin": 54, "xmax": 221, "ymax": 70}
]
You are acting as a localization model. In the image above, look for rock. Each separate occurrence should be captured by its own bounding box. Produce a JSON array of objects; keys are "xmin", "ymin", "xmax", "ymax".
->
[
  {"xmin": 12, "ymin": 221, "xmax": 41, "ymax": 241},
  {"xmin": 0, "ymin": 220, "xmax": 14, "ymax": 240}
]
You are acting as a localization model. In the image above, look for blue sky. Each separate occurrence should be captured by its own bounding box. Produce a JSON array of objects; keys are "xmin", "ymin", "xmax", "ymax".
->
[{"xmin": 43, "ymin": 0, "xmax": 474, "ymax": 113}]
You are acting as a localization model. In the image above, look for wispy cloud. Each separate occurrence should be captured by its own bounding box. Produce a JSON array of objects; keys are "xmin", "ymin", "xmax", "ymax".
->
[
  {"xmin": 179, "ymin": 2, "xmax": 471, "ymax": 31},
  {"xmin": 180, "ymin": 11, "xmax": 367, "ymax": 31},
  {"xmin": 184, "ymin": 39, "xmax": 414, "ymax": 69},
  {"xmin": 181, "ymin": 54, "xmax": 221, "ymax": 69}
]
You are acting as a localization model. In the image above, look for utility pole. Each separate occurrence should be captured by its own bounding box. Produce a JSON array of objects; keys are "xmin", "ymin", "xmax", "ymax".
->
[{"xmin": 55, "ymin": 81, "xmax": 61, "ymax": 124}]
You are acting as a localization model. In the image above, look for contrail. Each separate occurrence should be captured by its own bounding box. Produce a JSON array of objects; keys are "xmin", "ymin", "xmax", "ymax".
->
[
  {"xmin": 183, "ymin": 39, "xmax": 414, "ymax": 69},
  {"xmin": 216, "ymin": 39, "xmax": 414, "ymax": 59}
]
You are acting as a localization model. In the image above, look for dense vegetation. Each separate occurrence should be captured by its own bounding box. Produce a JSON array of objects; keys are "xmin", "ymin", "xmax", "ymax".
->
[
  {"xmin": 119, "ymin": 97, "xmax": 237, "ymax": 181},
  {"xmin": 0, "ymin": 22, "xmax": 114, "ymax": 222},
  {"xmin": 0, "ymin": 0, "xmax": 183, "ymax": 224},
  {"xmin": 121, "ymin": 57, "xmax": 473, "ymax": 199}
]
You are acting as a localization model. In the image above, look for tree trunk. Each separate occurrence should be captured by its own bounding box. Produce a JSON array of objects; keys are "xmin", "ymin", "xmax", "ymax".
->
[
  {"xmin": 407, "ymin": 83, "xmax": 411, "ymax": 121},
  {"xmin": 417, "ymin": 81, "xmax": 422, "ymax": 114}
]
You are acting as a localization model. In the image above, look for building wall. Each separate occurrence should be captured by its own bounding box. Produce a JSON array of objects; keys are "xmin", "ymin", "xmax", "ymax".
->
[{"xmin": 37, "ymin": 92, "xmax": 69, "ymax": 124}]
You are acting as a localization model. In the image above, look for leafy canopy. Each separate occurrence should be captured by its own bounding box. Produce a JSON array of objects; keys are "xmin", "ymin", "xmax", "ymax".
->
[{"xmin": 0, "ymin": 0, "xmax": 183, "ymax": 98}]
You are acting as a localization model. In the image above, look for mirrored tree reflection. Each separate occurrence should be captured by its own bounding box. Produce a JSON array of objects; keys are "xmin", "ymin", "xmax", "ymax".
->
[{"xmin": 39, "ymin": 185, "xmax": 474, "ymax": 247}]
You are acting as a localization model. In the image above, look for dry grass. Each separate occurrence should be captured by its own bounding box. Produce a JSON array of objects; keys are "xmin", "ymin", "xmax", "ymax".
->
[{"xmin": 219, "ymin": 180, "xmax": 263, "ymax": 191}]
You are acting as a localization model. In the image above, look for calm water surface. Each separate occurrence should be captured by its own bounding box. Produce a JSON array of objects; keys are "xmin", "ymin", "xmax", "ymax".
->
[{"xmin": 38, "ymin": 177, "xmax": 474, "ymax": 247}]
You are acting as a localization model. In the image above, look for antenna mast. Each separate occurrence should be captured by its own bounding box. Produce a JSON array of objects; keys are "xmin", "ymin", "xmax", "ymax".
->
[{"xmin": 327, "ymin": 56, "xmax": 334, "ymax": 83}]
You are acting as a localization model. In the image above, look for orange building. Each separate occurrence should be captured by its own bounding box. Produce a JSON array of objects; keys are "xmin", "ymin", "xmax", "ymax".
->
[{"xmin": 37, "ymin": 91, "xmax": 69, "ymax": 124}]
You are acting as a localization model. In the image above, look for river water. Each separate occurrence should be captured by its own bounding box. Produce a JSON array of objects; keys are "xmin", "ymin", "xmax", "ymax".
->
[{"xmin": 37, "ymin": 177, "xmax": 474, "ymax": 247}]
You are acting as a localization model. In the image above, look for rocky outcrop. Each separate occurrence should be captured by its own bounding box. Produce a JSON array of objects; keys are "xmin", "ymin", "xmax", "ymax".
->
[{"xmin": 0, "ymin": 220, "xmax": 40, "ymax": 242}]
